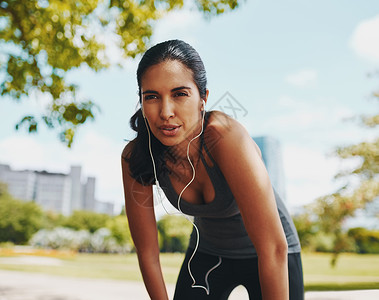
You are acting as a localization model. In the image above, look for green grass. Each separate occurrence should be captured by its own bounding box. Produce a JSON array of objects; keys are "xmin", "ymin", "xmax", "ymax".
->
[
  {"xmin": 0, "ymin": 251, "xmax": 378, "ymax": 291},
  {"xmin": 0, "ymin": 253, "xmax": 143, "ymax": 281},
  {"xmin": 0, "ymin": 252, "xmax": 183, "ymax": 283},
  {"xmin": 301, "ymin": 252, "xmax": 379, "ymax": 291}
]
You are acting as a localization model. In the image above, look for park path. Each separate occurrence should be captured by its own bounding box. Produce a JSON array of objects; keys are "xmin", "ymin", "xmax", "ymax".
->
[{"xmin": 1, "ymin": 269, "xmax": 379, "ymax": 300}]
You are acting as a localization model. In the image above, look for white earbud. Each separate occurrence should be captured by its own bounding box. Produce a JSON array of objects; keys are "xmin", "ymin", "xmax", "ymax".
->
[{"xmin": 202, "ymin": 99, "xmax": 205, "ymax": 111}]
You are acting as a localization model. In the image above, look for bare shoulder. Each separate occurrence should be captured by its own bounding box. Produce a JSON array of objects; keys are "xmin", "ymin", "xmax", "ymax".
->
[
  {"xmin": 206, "ymin": 111, "xmax": 252, "ymax": 149},
  {"xmin": 206, "ymin": 111, "xmax": 261, "ymax": 158},
  {"xmin": 121, "ymin": 139, "xmax": 136, "ymax": 160},
  {"xmin": 207, "ymin": 110, "xmax": 243, "ymax": 132}
]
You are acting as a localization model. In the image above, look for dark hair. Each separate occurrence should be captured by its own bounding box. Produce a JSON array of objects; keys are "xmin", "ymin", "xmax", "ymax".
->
[{"xmin": 125, "ymin": 40, "xmax": 208, "ymax": 185}]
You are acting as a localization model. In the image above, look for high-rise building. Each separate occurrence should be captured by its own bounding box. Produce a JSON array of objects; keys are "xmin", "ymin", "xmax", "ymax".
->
[
  {"xmin": 95, "ymin": 200, "xmax": 115, "ymax": 216},
  {"xmin": 83, "ymin": 177, "xmax": 96, "ymax": 211},
  {"xmin": 34, "ymin": 171, "xmax": 72, "ymax": 216},
  {"xmin": 0, "ymin": 164, "xmax": 36, "ymax": 201},
  {"xmin": 0, "ymin": 164, "xmax": 114, "ymax": 216},
  {"xmin": 252, "ymin": 136, "xmax": 287, "ymax": 202},
  {"xmin": 70, "ymin": 166, "xmax": 83, "ymax": 211}
]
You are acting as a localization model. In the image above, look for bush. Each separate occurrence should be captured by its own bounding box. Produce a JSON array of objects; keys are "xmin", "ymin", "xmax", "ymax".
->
[
  {"xmin": 0, "ymin": 184, "xmax": 43, "ymax": 244},
  {"xmin": 41, "ymin": 211, "xmax": 67, "ymax": 229},
  {"xmin": 157, "ymin": 215, "xmax": 193, "ymax": 253},
  {"xmin": 311, "ymin": 232, "xmax": 335, "ymax": 252},
  {"xmin": 106, "ymin": 216, "xmax": 133, "ymax": 247},
  {"xmin": 90, "ymin": 228, "xmax": 125, "ymax": 253},
  {"xmin": 348, "ymin": 227, "xmax": 379, "ymax": 254},
  {"xmin": 29, "ymin": 227, "xmax": 131, "ymax": 253},
  {"xmin": 63, "ymin": 210, "xmax": 111, "ymax": 233},
  {"xmin": 292, "ymin": 212, "xmax": 319, "ymax": 250},
  {"xmin": 30, "ymin": 227, "xmax": 90, "ymax": 251}
]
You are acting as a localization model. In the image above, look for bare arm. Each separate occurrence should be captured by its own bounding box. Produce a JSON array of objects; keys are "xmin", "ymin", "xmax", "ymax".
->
[
  {"xmin": 209, "ymin": 114, "xmax": 289, "ymax": 300},
  {"xmin": 121, "ymin": 143, "xmax": 168, "ymax": 300}
]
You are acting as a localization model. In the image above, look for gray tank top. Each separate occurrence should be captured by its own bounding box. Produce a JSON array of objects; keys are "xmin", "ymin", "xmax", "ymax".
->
[{"xmin": 158, "ymin": 132, "xmax": 301, "ymax": 259}]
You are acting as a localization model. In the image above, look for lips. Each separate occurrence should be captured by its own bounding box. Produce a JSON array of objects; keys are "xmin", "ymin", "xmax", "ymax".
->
[{"xmin": 159, "ymin": 124, "xmax": 181, "ymax": 136}]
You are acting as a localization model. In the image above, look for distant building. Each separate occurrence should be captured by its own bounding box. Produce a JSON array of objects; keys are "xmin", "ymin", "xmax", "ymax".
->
[
  {"xmin": 34, "ymin": 170, "xmax": 72, "ymax": 216},
  {"xmin": 253, "ymin": 136, "xmax": 287, "ymax": 202},
  {"xmin": 95, "ymin": 200, "xmax": 115, "ymax": 216},
  {"xmin": 0, "ymin": 164, "xmax": 36, "ymax": 201},
  {"xmin": 83, "ymin": 176, "xmax": 96, "ymax": 211},
  {"xmin": 0, "ymin": 164, "xmax": 114, "ymax": 216},
  {"xmin": 70, "ymin": 166, "xmax": 83, "ymax": 211}
]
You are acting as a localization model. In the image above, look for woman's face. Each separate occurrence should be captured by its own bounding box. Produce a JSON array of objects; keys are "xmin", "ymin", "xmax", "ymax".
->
[{"xmin": 141, "ymin": 60, "xmax": 207, "ymax": 148}]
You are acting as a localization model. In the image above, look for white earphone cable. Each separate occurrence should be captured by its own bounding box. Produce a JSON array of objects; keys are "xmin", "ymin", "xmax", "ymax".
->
[
  {"xmin": 143, "ymin": 101, "xmax": 222, "ymax": 295},
  {"xmin": 142, "ymin": 112, "xmax": 169, "ymax": 213}
]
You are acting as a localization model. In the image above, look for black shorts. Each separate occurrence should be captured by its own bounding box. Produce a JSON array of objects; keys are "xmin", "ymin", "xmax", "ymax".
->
[{"xmin": 173, "ymin": 249, "xmax": 304, "ymax": 300}]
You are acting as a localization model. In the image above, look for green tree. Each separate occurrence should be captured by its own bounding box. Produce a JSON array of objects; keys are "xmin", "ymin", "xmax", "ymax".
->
[
  {"xmin": 311, "ymin": 86, "xmax": 379, "ymax": 266},
  {"xmin": 0, "ymin": 182, "xmax": 43, "ymax": 244},
  {"xmin": 348, "ymin": 227, "xmax": 379, "ymax": 254},
  {"xmin": 292, "ymin": 212, "xmax": 319, "ymax": 251},
  {"xmin": 41, "ymin": 210, "xmax": 67, "ymax": 229},
  {"xmin": 0, "ymin": 0, "xmax": 240, "ymax": 147},
  {"xmin": 106, "ymin": 215, "xmax": 133, "ymax": 247},
  {"xmin": 157, "ymin": 214, "xmax": 193, "ymax": 252},
  {"xmin": 63, "ymin": 210, "xmax": 111, "ymax": 233}
]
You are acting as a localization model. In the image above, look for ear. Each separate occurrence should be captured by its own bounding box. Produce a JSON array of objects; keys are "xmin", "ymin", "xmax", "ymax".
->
[
  {"xmin": 204, "ymin": 89, "xmax": 209, "ymax": 105},
  {"xmin": 201, "ymin": 89, "xmax": 209, "ymax": 111}
]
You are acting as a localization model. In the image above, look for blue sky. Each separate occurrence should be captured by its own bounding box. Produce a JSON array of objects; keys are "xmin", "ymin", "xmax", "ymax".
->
[{"xmin": 1, "ymin": 0, "xmax": 378, "ymax": 214}]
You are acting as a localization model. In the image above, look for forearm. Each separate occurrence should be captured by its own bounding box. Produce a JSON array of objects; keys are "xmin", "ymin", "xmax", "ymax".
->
[
  {"xmin": 138, "ymin": 253, "xmax": 168, "ymax": 300},
  {"xmin": 258, "ymin": 250, "xmax": 289, "ymax": 300}
]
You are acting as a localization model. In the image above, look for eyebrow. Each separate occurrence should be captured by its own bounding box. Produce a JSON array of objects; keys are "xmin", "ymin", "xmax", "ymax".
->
[
  {"xmin": 172, "ymin": 86, "xmax": 191, "ymax": 92},
  {"xmin": 142, "ymin": 86, "xmax": 192, "ymax": 95},
  {"xmin": 142, "ymin": 90, "xmax": 158, "ymax": 95}
]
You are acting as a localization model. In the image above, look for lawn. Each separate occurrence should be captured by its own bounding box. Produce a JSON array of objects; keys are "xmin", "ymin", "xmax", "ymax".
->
[
  {"xmin": 0, "ymin": 250, "xmax": 378, "ymax": 291},
  {"xmin": 302, "ymin": 252, "xmax": 379, "ymax": 291}
]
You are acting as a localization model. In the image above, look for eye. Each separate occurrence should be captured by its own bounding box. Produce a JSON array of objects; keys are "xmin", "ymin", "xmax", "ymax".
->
[
  {"xmin": 174, "ymin": 91, "xmax": 188, "ymax": 98},
  {"xmin": 144, "ymin": 94, "xmax": 158, "ymax": 101}
]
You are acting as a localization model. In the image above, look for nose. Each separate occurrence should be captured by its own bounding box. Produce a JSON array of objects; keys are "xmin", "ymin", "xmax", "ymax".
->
[{"xmin": 160, "ymin": 98, "xmax": 175, "ymax": 120}]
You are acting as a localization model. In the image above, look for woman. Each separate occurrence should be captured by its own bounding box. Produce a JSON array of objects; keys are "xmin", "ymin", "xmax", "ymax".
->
[{"xmin": 122, "ymin": 39, "xmax": 304, "ymax": 300}]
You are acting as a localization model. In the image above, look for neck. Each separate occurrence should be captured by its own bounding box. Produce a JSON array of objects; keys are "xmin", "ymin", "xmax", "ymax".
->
[{"xmin": 168, "ymin": 137, "xmax": 202, "ymax": 163}]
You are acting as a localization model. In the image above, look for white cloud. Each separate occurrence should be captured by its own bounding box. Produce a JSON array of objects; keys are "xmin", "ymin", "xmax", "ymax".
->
[
  {"xmin": 283, "ymin": 144, "xmax": 343, "ymax": 209},
  {"xmin": 151, "ymin": 9, "xmax": 203, "ymax": 46},
  {"xmin": 90, "ymin": 30, "xmax": 140, "ymax": 70},
  {"xmin": 0, "ymin": 135, "xmax": 50, "ymax": 170},
  {"xmin": 350, "ymin": 14, "xmax": 379, "ymax": 63},
  {"xmin": 285, "ymin": 70, "xmax": 318, "ymax": 87},
  {"xmin": 272, "ymin": 109, "xmax": 325, "ymax": 128},
  {"xmin": 262, "ymin": 95, "xmax": 356, "ymax": 133},
  {"xmin": 277, "ymin": 95, "xmax": 298, "ymax": 108}
]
